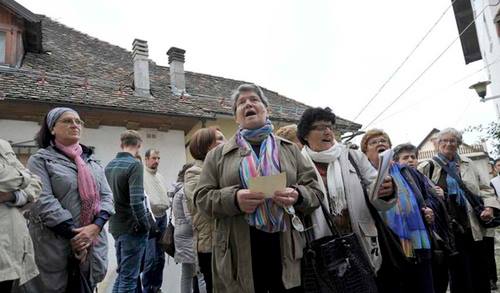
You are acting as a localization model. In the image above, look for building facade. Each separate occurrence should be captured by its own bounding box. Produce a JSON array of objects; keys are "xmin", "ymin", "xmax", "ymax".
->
[
  {"xmin": 0, "ymin": 0, "xmax": 361, "ymax": 185},
  {"xmin": 453, "ymin": 0, "xmax": 500, "ymax": 119}
]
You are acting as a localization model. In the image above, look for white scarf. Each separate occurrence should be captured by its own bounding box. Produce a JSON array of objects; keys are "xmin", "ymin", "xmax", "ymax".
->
[{"xmin": 302, "ymin": 142, "xmax": 347, "ymax": 239}]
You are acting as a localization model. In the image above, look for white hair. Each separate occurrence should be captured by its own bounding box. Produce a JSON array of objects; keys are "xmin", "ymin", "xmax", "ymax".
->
[{"xmin": 437, "ymin": 128, "xmax": 463, "ymax": 145}]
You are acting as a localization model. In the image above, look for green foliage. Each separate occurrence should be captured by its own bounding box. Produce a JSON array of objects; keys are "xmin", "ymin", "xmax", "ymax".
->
[{"xmin": 464, "ymin": 121, "xmax": 500, "ymax": 157}]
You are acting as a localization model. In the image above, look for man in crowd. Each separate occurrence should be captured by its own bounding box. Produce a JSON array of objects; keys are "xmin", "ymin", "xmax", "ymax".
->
[
  {"xmin": 142, "ymin": 149, "xmax": 169, "ymax": 293},
  {"xmin": 106, "ymin": 130, "xmax": 151, "ymax": 293}
]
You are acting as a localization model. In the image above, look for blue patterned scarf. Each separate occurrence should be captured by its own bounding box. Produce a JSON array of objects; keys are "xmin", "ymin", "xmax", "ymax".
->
[
  {"xmin": 381, "ymin": 163, "xmax": 431, "ymax": 257},
  {"xmin": 437, "ymin": 153, "xmax": 467, "ymax": 206},
  {"xmin": 237, "ymin": 119, "xmax": 286, "ymax": 233}
]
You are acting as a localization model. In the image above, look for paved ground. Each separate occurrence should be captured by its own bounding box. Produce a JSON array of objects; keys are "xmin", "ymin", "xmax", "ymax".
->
[
  {"xmin": 97, "ymin": 227, "xmax": 500, "ymax": 293},
  {"xmin": 98, "ymin": 227, "xmax": 181, "ymax": 293}
]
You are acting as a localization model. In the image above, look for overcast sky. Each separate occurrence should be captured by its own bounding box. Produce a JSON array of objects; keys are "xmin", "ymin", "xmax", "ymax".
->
[{"xmin": 16, "ymin": 0, "xmax": 497, "ymax": 148}]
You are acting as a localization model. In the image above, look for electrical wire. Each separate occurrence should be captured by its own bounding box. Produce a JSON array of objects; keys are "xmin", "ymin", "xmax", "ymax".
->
[
  {"xmin": 371, "ymin": 57, "xmax": 500, "ymax": 123},
  {"xmin": 361, "ymin": 1, "xmax": 500, "ymax": 130},
  {"xmin": 351, "ymin": 0, "xmax": 458, "ymax": 121}
]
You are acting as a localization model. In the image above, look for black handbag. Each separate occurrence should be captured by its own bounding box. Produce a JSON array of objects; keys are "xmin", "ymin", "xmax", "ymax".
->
[
  {"xmin": 302, "ymin": 188, "xmax": 378, "ymax": 293},
  {"xmin": 158, "ymin": 208, "xmax": 175, "ymax": 257},
  {"xmin": 433, "ymin": 156, "xmax": 500, "ymax": 228},
  {"xmin": 348, "ymin": 153, "xmax": 410, "ymax": 272},
  {"xmin": 66, "ymin": 256, "xmax": 93, "ymax": 293}
]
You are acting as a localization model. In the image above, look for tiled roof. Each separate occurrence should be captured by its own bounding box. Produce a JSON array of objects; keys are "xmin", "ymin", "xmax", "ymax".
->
[{"xmin": 0, "ymin": 15, "xmax": 361, "ymax": 130}]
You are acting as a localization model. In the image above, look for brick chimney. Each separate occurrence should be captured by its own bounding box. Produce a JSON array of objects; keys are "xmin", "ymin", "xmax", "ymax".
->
[
  {"xmin": 167, "ymin": 47, "xmax": 186, "ymax": 93},
  {"xmin": 132, "ymin": 39, "xmax": 150, "ymax": 97}
]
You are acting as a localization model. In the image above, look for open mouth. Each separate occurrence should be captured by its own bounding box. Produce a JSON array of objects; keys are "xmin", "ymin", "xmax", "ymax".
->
[
  {"xmin": 377, "ymin": 146, "xmax": 387, "ymax": 153},
  {"xmin": 245, "ymin": 110, "xmax": 257, "ymax": 117},
  {"xmin": 321, "ymin": 138, "xmax": 332, "ymax": 143}
]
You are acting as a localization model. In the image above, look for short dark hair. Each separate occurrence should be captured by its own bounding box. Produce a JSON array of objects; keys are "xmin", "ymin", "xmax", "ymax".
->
[
  {"xmin": 35, "ymin": 114, "xmax": 55, "ymax": 148},
  {"xmin": 189, "ymin": 127, "xmax": 219, "ymax": 161},
  {"xmin": 177, "ymin": 162, "xmax": 194, "ymax": 182},
  {"xmin": 145, "ymin": 149, "xmax": 159, "ymax": 158},
  {"xmin": 297, "ymin": 107, "xmax": 336, "ymax": 146},
  {"xmin": 494, "ymin": 158, "xmax": 500, "ymax": 165},
  {"xmin": 120, "ymin": 130, "xmax": 142, "ymax": 147},
  {"xmin": 393, "ymin": 143, "xmax": 418, "ymax": 161}
]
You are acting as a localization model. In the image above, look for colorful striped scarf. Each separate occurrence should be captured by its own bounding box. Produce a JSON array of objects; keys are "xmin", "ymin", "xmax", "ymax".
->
[
  {"xmin": 237, "ymin": 120, "xmax": 286, "ymax": 233},
  {"xmin": 382, "ymin": 163, "xmax": 430, "ymax": 257}
]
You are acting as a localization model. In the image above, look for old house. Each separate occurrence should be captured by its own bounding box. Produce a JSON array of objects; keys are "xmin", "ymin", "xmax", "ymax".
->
[{"xmin": 0, "ymin": 0, "xmax": 361, "ymax": 184}]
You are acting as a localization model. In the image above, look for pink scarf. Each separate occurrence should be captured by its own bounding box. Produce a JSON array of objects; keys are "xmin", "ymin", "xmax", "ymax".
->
[{"xmin": 55, "ymin": 140, "xmax": 100, "ymax": 226}]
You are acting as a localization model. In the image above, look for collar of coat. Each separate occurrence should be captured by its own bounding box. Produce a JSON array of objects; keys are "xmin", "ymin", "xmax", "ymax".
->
[{"xmin": 221, "ymin": 133, "xmax": 294, "ymax": 157}]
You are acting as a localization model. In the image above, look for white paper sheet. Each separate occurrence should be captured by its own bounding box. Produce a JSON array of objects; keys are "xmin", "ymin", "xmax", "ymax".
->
[
  {"xmin": 373, "ymin": 148, "xmax": 394, "ymax": 196},
  {"xmin": 248, "ymin": 172, "xmax": 287, "ymax": 198}
]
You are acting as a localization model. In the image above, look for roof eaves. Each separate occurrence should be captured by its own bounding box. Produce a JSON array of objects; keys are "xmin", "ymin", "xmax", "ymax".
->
[{"xmin": 0, "ymin": 0, "xmax": 39, "ymax": 22}]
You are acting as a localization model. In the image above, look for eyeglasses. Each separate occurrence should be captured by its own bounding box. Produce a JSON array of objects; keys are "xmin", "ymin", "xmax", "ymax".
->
[
  {"xmin": 439, "ymin": 139, "xmax": 457, "ymax": 145},
  {"xmin": 58, "ymin": 118, "xmax": 85, "ymax": 126},
  {"xmin": 368, "ymin": 138, "xmax": 389, "ymax": 146},
  {"xmin": 311, "ymin": 124, "xmax": 334, "ymax": 132},
  {"xmin": 283, "ymin": 205, "xmax": 305, "ymax": 232}
]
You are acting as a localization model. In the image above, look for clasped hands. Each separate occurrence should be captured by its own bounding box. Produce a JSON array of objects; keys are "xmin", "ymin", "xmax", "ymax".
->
[
  {"xmin": 237, "ymin": 187, "xmax": 298, "ymax": 214},
  {"xmin": 70, "ymin": 224, "xmax": 100, "ymax": 263}
]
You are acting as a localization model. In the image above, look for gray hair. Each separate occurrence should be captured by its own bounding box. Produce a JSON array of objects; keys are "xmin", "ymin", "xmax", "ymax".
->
[
  {"xmin": 230, "ymin": 84, "xmax": 269, "ymax": 114},
  {"xmin": 437, "ymin": 128, "xmax": 463, "ymax": 145}
]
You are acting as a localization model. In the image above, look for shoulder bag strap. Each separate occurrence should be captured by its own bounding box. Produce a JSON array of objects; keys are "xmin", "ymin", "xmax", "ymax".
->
[
  {"xmin": 433, "ymin": 156, "xmax": 484, "ymax": 210},
  {"xmin": 312, "ymin": 191, "xmax": 341, "ymax": 238},
  {"xmin": 347, "ymin": 152, "xmax": 384, "ymax": 223}
]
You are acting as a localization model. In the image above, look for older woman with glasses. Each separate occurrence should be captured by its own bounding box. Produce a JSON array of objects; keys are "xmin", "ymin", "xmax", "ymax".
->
[
  {"xmin": 297, "ymin": 108, "xmax": 396, "ymax": 285},
  {"xmin": 24, "ymin": 107, "xmax": 115, "ymax": 293},
  {"xmin": 194, "ymin": 84, "xmax": 322, "ymax": 293},
  {"xmin": 418, "ymin": 128, "xmax": 500, "ymax": 293},
  {"xmin": 362, "ymin": 129, "xmax": 436, "ymax": 293}
]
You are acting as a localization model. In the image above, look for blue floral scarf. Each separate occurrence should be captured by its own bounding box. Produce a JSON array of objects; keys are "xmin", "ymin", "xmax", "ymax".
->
[{"xmin": 381, "ymin": 163, "xmax": 431, "ymax": 257}]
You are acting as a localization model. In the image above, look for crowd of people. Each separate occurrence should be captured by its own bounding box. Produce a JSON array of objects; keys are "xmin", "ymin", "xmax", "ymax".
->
[{"xmin": 0, "ymin": 83, "xmax": 499, "ymax": 293}]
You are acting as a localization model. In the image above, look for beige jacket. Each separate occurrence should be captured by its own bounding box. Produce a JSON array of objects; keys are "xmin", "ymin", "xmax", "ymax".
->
[
  {"xmin": 194, "ymin": 135, "xmax": 323, "ymax": 293},
  {"xmin": 302, "ymin": 147, "xmax": 396, "ymax": 272},
  {"xmin": 418, "ymin": 155, "xmax": 500, "ymax": 240},
  {"xmin": 184, "ymin": 160, "xmax": 213, "ymax": 253},
  {"xmin": 0, "ymin": 139, "xmax": 41, "ymax": 285}
]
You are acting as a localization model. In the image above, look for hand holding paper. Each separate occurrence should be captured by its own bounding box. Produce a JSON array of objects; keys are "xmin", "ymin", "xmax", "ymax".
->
[
  {"xmin": 373, "ymin": 149, "xmax": 394, "ymax": 198},
  {"xmin": 236, "ymin": 189, "xmax": 265, "ymax": 214},
  {"xmin": 248, "ymin": 172, "xmax": 287, "ymax": 198}
]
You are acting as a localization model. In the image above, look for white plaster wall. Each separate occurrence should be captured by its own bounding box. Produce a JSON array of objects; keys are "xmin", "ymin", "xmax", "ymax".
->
[
  {"xmin": 0, "ymin": 119, "xmax": 39, "ymax": 145},
  {"xmin": 472, "ymin": 157, "xmax": 493, "ymax": 183},
  {"xmin": 420, "ymin": 139, "xmax": 437, "ymax": 152},
  {"xmin": 472, "ymin": 0, "xmax": 500, "ymax": 119},
  {"xmin": 0, "ymin": 119, "xmax": 186, "ymax": 187}
]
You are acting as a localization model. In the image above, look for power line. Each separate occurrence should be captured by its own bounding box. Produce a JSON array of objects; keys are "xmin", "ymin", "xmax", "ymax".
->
[
  {"xmin": 453, "ymin": 95, "xmax": 474, "ymax": 126},
  {"xmin": 448, "ymin": 57, "xmax": 500, "ymax": 87},
  {"xmin": 361, "ymin": 1, "xmax": 499, "ymax": 130},
  {"xmin": 372, "ymin": 57, "xmax": 500, "ymax": 123},
  {"xmin": 352, "ymin": 0, "xmax": 457, "ymax": 121}
]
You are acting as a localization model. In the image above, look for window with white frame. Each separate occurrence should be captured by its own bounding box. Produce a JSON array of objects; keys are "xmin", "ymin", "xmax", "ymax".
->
[{"xmin": 0, "ymin": 31, "xmax": 6, "ymax": 64}]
